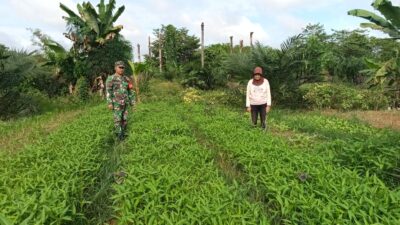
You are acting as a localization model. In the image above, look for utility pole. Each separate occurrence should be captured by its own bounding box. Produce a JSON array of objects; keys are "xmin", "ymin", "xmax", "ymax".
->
[
  {"xmin": 201, "ymin": 22, "xmax": 205, "ymax": 68},
  {"xmin": 239, "ymin": 40, "xmax": 243, "ymax": 53},
  {"xmin": 137, "ymin": 44, "xmax": 141, "ymax": 63},
  {"xmin": 230, "ymin": 36, "xmax": 233, "ymax": 54},
  {"xmin": 158, "ymin": 32, "xmax": 162, "ymax": 73},
  {"xmin": 250, "ymin": 32, "xmax": 254, "ymax": 47},
  {"xmin": 148, "ymin": 36, "xmax": 151, "ymax": 58}
]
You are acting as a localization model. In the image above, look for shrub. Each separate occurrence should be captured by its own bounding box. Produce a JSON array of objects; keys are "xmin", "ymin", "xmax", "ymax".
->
[
  {"xmin": 300, "ymin": 83, "xmax": 390, "ymax": 110},
  {"xmin": 76, "ymin": 77, "xmax": 89, "ymax": 102}
]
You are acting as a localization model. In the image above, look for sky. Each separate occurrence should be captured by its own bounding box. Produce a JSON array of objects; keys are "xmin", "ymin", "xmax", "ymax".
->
[{"xmin": 0, "ymin": 0, "xmax": 399, "ymax": 61}]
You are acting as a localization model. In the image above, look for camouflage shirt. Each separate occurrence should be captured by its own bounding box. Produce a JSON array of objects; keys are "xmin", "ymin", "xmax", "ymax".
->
[{"xmin": 106, "ymin": 74, "xmax": 135, "ymax": 106}]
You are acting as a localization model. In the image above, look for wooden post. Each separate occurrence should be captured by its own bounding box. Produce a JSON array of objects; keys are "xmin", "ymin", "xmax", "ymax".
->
[
  {"xmin": 240, "ymin": 40, "xmax": 243, "ymax": 53},
  {"xmin": 250, "ymin": 32, "xmax": 254, "ymax": 47},
  {"xmin": 158, "ymin": 32, "xmax": 162, "ymax": 73},
  {"xmin": 201, "ymin": 22, "xmax": 205, "ymax": 68},
  {"xmin": 137, "ymin": 44, "xmax": 141, "ymax": 63},
  {"xmin": 230, "ymin": 36, "xmax": 233, "ymax": 54},
  {"xmin": 148, "ymin": 36, "xmax": 151, "ymax": 58}
]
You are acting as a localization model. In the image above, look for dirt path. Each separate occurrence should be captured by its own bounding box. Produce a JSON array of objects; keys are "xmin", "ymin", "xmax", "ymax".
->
[{"xmin": 321, "ymin": 110, "xmax": 400, "ymax": 131}]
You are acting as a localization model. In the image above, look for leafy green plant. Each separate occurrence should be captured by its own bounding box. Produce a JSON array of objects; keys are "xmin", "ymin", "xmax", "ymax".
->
[
  {"xmin": 183, "ymin": 102, "xmax": 400, "ymax": 224},
  {"xmin": 76, "ymin": 76, "xmax": 89, "ymax": 101},
  {"xmin": 0, "ymin": 106, "xmax": 113, "ymax": 224},
  {"xmin": 300, "ymin": 82, "xmax": 389, "ymax": 110},
  {"xmin": 111, "ymin": 102, "xmax": 268, "ymax": 224}
]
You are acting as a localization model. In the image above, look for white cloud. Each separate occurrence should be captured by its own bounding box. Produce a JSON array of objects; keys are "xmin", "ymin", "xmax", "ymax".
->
[
  {"xmin": 8, "ymin": 0, "xmax": 76, "ymax": 28},
  {"xmin": 0, "ymin": 0, "xmax": 389, "ymax": 54},
  {"xmin": 258, "ymin": 0, "xmax": 343, "ymax": 10}
]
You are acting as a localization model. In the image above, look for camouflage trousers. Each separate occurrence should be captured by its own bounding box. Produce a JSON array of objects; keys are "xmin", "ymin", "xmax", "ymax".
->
[{"xmin": 112, "ymin": 104, "xmax": 128, "ymax": 136}]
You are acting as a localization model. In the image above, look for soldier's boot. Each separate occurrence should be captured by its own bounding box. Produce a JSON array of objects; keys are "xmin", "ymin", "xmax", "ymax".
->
[
  {"xmin": 114, "ymin": 123, "xmax": 123, "ymax": 140},
  {"xmin": 118, "ymin": 132, "xmax": 125, "ymax": 141},
  {"xmin": 121, "ymin": 121, "xmax": 128, "ymax": 138}
]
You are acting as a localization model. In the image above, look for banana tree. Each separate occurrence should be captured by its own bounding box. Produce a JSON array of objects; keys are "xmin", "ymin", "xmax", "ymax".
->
[
  {"xmin": 60, "ymin": 0, "xmax": 125, "ymax": 52},
  {"xmin": 349, "ymin": 0, "xmax": 400, "ymax": 106},
  {"xmin": 363, "ymin": 56, "xmax": 400, "ymax": 106},
  {"xmin": 128, "ymin": 61, "xmax": 147, "ymax": 103},
  {"xmin": 348, "ymin": 0, "xmax": 400, "ymax": 39}
]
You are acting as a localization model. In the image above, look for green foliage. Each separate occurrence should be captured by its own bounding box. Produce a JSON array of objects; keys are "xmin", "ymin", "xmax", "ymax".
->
[
  {"xmin": 274, "ymin": 110, "xmax": 400, "ymax": 188},
  {"xmin": 86, "ymin": 35, "xmax": 133, "ymax": 81},
  {"xmin": 112, "ymin": 102, "xmax": 269, "ymax": 224},
  {"xmin": 151, "ymin": 24, "xmax": 200, "ymax": 78},
  {"xmin": 76, "ymin": 76, "xmax": 89, "ymax": 101},
  {"xmin": 0, "ymin": 46, "xmax": 65, "ymax": 119},
  {"xmin": 182, "ymin": 44, "xmax": 231, "ymax": 90},
  {"xmin": 349, "ymin": 0, "xmax": 400, "ymax": 107},
  {"xmin": 223, "ymin": 51, "xmax": 254, "ymax": 81},
  {"xmin": 127, "ymin": 60, "xmax": 153, "ymax": 102},
  {"xmin": 325, "ymin": 30, "xmax": 373, "ymax": 83},
  {"xmin": 348, "ymin": 0, "xmax": 400, "ymax": 39},
  {"xmin": 300, "ymin": 82, "xmax": 389, "ymax": 110},
  {"xmin": 188, "ymin": 103, "xmax": 400, "ymax": 224},
  {"xmin": 60, "ymin": 0, "xmax": 125, "ymax": 52},
  {"xmin": 0, "ymin": 106, "xmax": 113, "ymax": 223},
  {"xmin": 31, "ymin": 29, "xmax": 76, "ymax": 85}
]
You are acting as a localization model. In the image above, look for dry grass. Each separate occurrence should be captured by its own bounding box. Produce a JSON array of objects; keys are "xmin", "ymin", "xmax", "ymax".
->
[
  {"xmin": 0, "ymin": 110, "xmax": 83, "ymax": 154},
  {"xmin": 321, "ymin": 110, "xmax": 400, "ymax": 131}
]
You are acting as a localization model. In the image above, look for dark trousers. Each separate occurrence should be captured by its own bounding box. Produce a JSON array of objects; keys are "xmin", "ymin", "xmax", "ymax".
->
[{"xmin": 251, "ymin": 104, "xmax": 267, "ymax": 129}]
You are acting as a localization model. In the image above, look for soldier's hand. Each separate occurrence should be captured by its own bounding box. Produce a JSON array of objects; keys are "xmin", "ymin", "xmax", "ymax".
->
[{"xmin": 108, "ymin": 104, "xmax": 113, "ymax": 110}]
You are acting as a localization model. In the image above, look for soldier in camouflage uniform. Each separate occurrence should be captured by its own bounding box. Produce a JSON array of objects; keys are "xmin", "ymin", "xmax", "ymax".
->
[{"xmin": 106, "ymin": 61, "xmax": 135, "ymax": 140}]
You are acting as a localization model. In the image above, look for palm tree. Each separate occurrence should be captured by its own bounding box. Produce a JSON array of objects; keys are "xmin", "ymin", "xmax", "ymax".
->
[{"xmin": 60, "ymin": 0, "xmax": 125, "ymax": 52}]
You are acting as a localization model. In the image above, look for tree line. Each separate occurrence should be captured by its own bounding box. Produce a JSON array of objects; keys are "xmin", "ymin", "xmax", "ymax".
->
[{"xmin": 1, "ymin": 0, "xmax": 400, "ymax": 119}]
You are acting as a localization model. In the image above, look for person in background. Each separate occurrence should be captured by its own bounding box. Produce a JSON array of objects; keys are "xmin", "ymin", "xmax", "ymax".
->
[
  {"xmin": 92, "ymin": 76, "xmax": 105, "ymax": 98},
  {"xmin": 246, "ymin": 66, "xmax": 272, "ymax": 130}
]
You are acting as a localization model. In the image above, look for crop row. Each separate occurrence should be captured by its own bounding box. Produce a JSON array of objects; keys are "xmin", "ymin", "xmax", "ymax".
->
[
  {"xmin": 111, "ymin": 102, "xmax": 269, "ymax": 224},
  {"xmin": 0, "ymin": 106, "xmax": 113, "ymax": 224},
  {"xmin": 183, "ymin": 104, "xmax": 400, "ymax": 224},
  {"xmin": 270, "ymin": 111, "xmax": 400, "ymax": 188}
]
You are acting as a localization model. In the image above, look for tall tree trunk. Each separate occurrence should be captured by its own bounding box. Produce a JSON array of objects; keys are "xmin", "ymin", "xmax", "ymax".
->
[
  {"xmin": 230, "ymin": 36, "xmax": 233, "ymax": 54},
  {"xmin": 158, "ymin": 32, "xmax": 162, "ymax": 73},
  {"xmin": 239, "ymin": 40, "xmax": 243, "ymax": 53},
  {"xmin": 201, "ymin": 22, "xmax": 205, "ymax": 69},
  {"xmin": 137, "ymin": 44, "xmax": 141, "ymax": 63},
  {"xmin": 148, "ymin": 36, "xmax": 151, "ymax": 58},
  {"xmin": 135, "ymin": 75, "xmax": 140, "ymax": 103},
  {"xmin": 250, "ymin": 32, "xmax": 254, "ymax": 47}
]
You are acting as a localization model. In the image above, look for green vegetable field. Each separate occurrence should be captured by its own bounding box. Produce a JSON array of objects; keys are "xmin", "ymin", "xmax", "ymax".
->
[
  {"xmin": 1, "ymin": 84, "xmax": 399, "ymax": 225},
  {"xmin": 3, "ymin": 0, "xmax": 400, "ymax": 223}
]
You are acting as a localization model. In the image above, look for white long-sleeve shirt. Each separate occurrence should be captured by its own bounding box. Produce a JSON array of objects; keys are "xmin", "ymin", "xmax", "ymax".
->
[{"xmin": 246, "ymin": 79, "xmax": 272, "ymax": 107}]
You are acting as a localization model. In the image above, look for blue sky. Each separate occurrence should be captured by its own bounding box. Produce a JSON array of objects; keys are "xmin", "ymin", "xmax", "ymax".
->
[{"xmin": 0, "ymin": 0, "xmax": 398, "ymax": 60}]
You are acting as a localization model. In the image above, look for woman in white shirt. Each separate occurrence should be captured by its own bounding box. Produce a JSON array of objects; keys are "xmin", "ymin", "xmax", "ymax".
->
[{"xmin": 246, "ymin": 66, "xmax": 272, "ymax": 130}]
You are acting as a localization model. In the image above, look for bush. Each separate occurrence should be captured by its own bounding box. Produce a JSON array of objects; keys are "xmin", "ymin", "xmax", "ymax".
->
[
  {"xmin": 76, "ymin": 77, "xmax": 89, "ymax": 102},
  {"xmin": 300, "ymin": 83, "xmax": 389, "ymax": 110},
  {"xmin": 181, "ymin": 84, "xmax": 246, "ymax": 108},
  {"xmin": 181, "ymin": 69, "xmax": 209, "ymax": 90}
]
